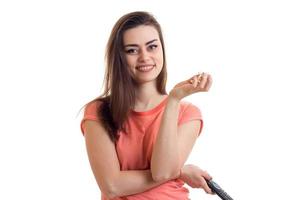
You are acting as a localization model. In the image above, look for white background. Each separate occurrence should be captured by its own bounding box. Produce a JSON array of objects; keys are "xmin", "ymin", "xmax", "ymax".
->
[{"xmin": 1, "ymin": 0, "xmax": 299, "ymax": 199}]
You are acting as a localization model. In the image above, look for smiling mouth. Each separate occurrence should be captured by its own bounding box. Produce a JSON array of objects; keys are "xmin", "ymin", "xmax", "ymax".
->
[{"xmin": 136, "ymin": 65, "xmax": 155, "ymax": 72}]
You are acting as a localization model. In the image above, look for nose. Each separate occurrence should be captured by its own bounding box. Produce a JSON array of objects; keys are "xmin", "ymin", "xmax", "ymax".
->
[{"xmin": 138, "ymin": 48, "xmax": 150, "ymax": 62}]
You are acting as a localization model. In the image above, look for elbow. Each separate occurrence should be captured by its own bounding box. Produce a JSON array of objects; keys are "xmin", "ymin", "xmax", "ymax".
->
[
  {"xmin": 152, "ymin": 174, "xmax": 170, "ymax": 182},
  {"xmin": 99, "ymin": 182, "xmax": 119, "ymax": 199},
  {"xmin": 151, "ymin": 169, "xmax": 180, "ymax": 182},
  {"xmin": 151, "ymin": 160, "xmax": 182, "ymax": 182},
  {"xmin": 151, "ymin": 163, "xmax": 181, "ymax": 182},
  {"xmin": 105, "ymin": 191, "xmax": 118, "ymax": 199},
  {"xmin": 103, "ymin": 186, "xmax": 118, "ymax": 199}
]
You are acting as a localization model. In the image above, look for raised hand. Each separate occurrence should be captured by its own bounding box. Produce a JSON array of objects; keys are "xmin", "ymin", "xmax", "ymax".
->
[{"xmin": 169, "ymin": 72, "xmax": 212, "ymax": 101}]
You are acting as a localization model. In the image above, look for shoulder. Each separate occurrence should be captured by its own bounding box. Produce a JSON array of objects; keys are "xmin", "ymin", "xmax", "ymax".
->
[
  {"xmin": 84, "ymin": 100, "xmax": 103, "ymax": 117},
  {"xmin": 179, "ymin": 100, "xmax": 201, "ymax": 114},
  {"xmin": 178, "ymin": 100, "xmax": 202, "ymax": 124},
  {"xmin": 80, "ymin": 99, "xmax": 104, "ymax": 135}
]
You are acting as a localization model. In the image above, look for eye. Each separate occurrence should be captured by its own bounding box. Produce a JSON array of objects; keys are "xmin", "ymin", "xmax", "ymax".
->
[
  {"xmin": 148, "ymin": 44, "xmax": 158, "ymax": 50},
  {"xmin": 125, "ymin": 48, "xmax": 138, "ymax": 54}
]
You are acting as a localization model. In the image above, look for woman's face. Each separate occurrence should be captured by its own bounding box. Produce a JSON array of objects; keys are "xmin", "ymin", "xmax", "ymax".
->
[{"xmin": 123, "ymin": 25, "xmax": 164, "ymax": 84}]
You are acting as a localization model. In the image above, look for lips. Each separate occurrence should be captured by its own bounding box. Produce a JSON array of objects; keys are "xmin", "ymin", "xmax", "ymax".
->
[
  {"xmin": 135, "ymin": 64, "xmax": 155, "ymax": 72},
  {"xmin": 135, "ymin": 64, "xmax": 155, "ymax": 69}
]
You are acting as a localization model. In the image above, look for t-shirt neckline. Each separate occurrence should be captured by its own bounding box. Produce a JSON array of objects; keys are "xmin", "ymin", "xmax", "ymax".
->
[{"xmin": 130, "ymin": 96, "xmax": 169, "ymax": 116}]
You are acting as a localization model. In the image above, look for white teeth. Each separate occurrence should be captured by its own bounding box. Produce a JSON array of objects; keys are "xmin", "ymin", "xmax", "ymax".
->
[{"xmin": 136, "ymin": 65, "xmax": 154, "ymax": 72}]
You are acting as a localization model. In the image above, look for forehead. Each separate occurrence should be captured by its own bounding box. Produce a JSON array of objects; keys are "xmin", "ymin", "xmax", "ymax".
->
[{"xmin": 123, "ymin": 25, "xmax": 160, "ymax": 45}]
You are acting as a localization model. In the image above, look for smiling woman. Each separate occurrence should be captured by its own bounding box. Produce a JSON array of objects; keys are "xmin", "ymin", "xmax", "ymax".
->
[
  {"xmin": 123, "ymin": 26, "xmax": 164, "ymax": 83},
  {"xmin": 80, "ymin": 11, "xmax": 213, "ymax": 200}
]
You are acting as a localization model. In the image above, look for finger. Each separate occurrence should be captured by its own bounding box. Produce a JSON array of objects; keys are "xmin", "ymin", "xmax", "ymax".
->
[
  {"xmin": 200, "ymin": 177, "xmax": 213, "ymax": 194},
  {"xmin": 190, "ymin": 72, "xmax": 202, "ymax": 83},
  {"xmin": 197, "ymin": 72, "xmax": 203, "ymax": 81},
  {"xmin": 204, "ymin": 75, "xmax": 212, "ymax": 91},
  {"xmin": 199, "ymin": 73, "xmax": 208, "ymax": 89},
  {"xmin": 202, "ymin": 170, "xmax": 213, "ymax": 180},
  {"xmin": 188, "ymin": 76, "xmax": 195, "ymax": 84},
  {"xmin": 177, "ymin": 77, "xmax": 195, "ymax": 87},
  {"xmin": 192, "ymin": 75, "xmax": 198, "ymax": 88}
]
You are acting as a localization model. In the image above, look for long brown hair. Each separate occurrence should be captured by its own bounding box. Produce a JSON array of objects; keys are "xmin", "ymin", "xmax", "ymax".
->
[{"xmin": 85, "ymin": 11, "xmax": 168, "ymax": 142}]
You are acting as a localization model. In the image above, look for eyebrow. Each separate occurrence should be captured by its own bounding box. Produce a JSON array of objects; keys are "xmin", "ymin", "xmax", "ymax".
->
[{"xmin": 124, "ymin": 39, "xmax": 158, "ymax": 48}]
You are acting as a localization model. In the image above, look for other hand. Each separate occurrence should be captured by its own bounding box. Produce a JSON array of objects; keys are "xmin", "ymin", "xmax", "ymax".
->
[
  {"xmin": 169, "ymin": 72, "xmax": 212, "ymax": 101},
  {"xmin": 180, "ymin": 164, "xmax": 214, "ymax": 194}
]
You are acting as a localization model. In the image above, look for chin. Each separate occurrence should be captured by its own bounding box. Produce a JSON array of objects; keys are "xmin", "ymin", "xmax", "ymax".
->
[{"xmin": 136, "ymin": 77, "xmax": 158, "ymax": 84}]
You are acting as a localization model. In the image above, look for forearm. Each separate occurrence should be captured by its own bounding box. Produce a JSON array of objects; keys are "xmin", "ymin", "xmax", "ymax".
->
[
  {"xmin": 151, "ymin": 96, "xmax": 181, "ymax": 181},
  {"xmin": 110, "ymin": 169, "xmax": 168, "ymax": 198}
]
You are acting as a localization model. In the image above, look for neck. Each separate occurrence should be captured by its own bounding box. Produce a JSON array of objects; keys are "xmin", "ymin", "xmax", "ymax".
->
[{"xmin": 134, "ymin": 81, "xmax": 166, "ymax": 111}]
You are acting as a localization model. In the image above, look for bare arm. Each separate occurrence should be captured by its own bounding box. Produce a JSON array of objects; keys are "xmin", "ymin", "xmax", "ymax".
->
[
  {"xmin": 151, "ymin": 97, "xmax": 200, "ymax": 181},
  {"xmin": 84, "ymin": 120, "xmax": 171, "ymax": 199},
  {"xmin": 151, "ymin": 73, "xmax": 212, "ymax": 181}
]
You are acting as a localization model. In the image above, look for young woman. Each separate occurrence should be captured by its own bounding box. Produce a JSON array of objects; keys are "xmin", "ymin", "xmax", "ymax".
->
[{"xmin": 80, "ymin": 11, "xmax": 213, "ymax": 200}]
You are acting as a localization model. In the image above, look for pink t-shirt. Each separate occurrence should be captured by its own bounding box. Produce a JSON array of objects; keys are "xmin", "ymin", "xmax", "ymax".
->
[{"xmin": 80, "ymin": 96, "xmax": 203, "ymax": 200}]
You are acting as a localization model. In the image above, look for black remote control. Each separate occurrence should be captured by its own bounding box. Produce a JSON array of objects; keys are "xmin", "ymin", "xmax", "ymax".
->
[{"xmin": 206, "ymin": 179, "xmax": 234, "ymax": 200}]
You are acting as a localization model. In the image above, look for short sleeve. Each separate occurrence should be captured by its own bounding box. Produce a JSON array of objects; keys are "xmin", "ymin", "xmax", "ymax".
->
[
  {"xmin": 178, "ymin": 103, "xmax": 203, "ymax": 136},
  {"xmin": 80, "ymin": 101, "xmax": 101, "ymax": 136}
]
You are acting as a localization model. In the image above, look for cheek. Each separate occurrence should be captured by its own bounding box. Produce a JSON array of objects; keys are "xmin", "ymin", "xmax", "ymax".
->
[
  {"xmin": 156, "ymin": 50, "xmax": 164, "ymax": 65},
  {"xmin": 125, "ymin": 56, "xmax": 135, "ymax": 67}
]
